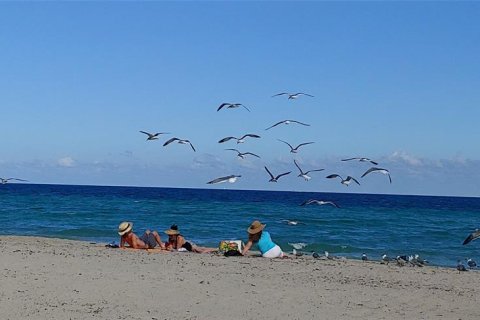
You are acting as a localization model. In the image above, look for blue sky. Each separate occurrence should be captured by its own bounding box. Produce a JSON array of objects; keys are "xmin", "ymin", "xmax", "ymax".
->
[{"xmin": 0, "ymin": 2, "xmax": 479, "ymax": 197}]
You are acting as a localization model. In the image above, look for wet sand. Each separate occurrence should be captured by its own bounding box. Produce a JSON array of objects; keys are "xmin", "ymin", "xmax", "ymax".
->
[{"xmin": 1, "ymin": 236, "xmax": 479, "ymax": 319}]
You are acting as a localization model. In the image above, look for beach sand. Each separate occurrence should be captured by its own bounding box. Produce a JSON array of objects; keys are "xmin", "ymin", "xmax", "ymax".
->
[{"xmin": 1, "ymin": 236, "xmax": 479, "ymax": 320}]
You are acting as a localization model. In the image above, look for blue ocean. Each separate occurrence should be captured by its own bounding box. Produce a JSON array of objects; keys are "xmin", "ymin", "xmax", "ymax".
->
[{"xmin": 1, "ymin": 184, "xmax": 479, "ymax": 267}]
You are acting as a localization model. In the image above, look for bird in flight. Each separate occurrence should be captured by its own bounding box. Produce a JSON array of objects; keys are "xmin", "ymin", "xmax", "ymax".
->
[
  {"xmin": 1, "ymin": 178, "xmax": 28, "ymax": 184},
  {"xmin": 300, "ymin": 199, "xmax": 340, "ymax": 208},
  {"xmin": 294, "ymin": 160, "xmax": 324, "ymax": 181},
  {"xmin": 341, "ymin": 157, "xmax": 378, "ymax": 165},
  {"xmin": 271, "ymin": 92, "xmax": 314, "ymax": 99},
  {"xmin": 139, "ymin": 131, "xmax": 170, "ymax": 141},
  {"xmin": 163, "ymin": 138, "xmax": 196, "ymax": 152},
  {"xmin": 278, "ymin": 139, "xmax": 314, "ymax": 153},
  {"xmin": 326, "ymin": 174, "xmax": 360, "ymax": 186},
  {"xmin": 218, "ymin": 134, "xmax": 260, "ymax": 144},
  {"xmin": 207, "ymin": 175, "xmax": 241, "ymax": 185},
  {"xmin": 463, "ymin": 229, "xmax": 480, "ymax": 245},
  {"xmin": 282, "ymin": 220, "xmax": 306, "ymax": 226},
  {"xmin": 265, "ymin": 120, "xmax": 310, "ymax": 130},
  {"xmin": 361, "ymin": 167, "xmax": 392, "ymax": 183},
  {"xmin": 264, "ymin": 166, "xmax": 291, "ymax": 182},
  {"xmin": 225, "ymin": 149, "xmax": 260, "ymax": 159},
  {"xmin": 217, "ymin": 103, "xmax": 250, "ymax": 112}
]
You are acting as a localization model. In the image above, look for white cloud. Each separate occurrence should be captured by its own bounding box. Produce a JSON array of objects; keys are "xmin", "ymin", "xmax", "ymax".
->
[
  {"xmin": 388, "ymin": 151, "xmax": 423, "ymax": 166},
  {"xmin": 58, "ymin": 157, "xmax": 76, "ymax": 168}
]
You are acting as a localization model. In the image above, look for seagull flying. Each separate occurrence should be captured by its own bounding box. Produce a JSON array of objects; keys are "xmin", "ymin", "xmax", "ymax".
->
[
  {"xmin": 218, "ymin": 134, "xmax": 260, "ymax": 144},
  {"xmin": 264, "ymin": 166, "xmax": 291, "ymax": 182},
  {"xmin": 300, "ymin": 199, "xmax": 340, "ymax": 208},
  {"xmin": 225, "ymin": 149, "xmax": 260, "ymax": 159},
  {"xmin": 288, "ymin": 242, "xmax": 307, "ymax": 250},
  {"xmin": 217, "ymin": 103, "xmax": 250, "ymax": 112},
  {"xmin": 207, "ymin": 175, "xmax": 241, "ymax": 185},
  {"xmin": 294, "ymin": 160, "xmax": 324, "ymax": 181},
  {"xmin": 361, "ymin": 167, "xmax": 392, "ymax": 183},
  {"xmin": 265, "ymin": 120, "xmax": 310, "ymax": 130},
  {"xmin": 1, "ymin": 178, "xmax": 28, "ymax": 184},
  {"xmin": 341, "ymin": 157, "xmax": 378, "ymax": 165},
  {"xmin": 139, "ymin": 131, "xmax": 170, "ymax": 141},
  {"xmin": 163, "ymin": 138, "xmax": 196, "ymax": 152},
  {"xmin": 326, "ymin": 174, "xmax": 360, "ymax": 186},
  {"xmin": 271, "ymin": 92, "xmax": 314, "ymax": 99},
  {"xmin": 463, "ymin": 229, "xmax": 480, "ymax": 245},
  {"xmin": 277, "ymin": 139, "xmax": 314, "ymax": 153}
]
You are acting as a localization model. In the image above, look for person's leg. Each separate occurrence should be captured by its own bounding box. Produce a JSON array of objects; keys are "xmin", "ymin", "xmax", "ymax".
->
[
  {"xmin": 152, "ymin": 231, "xmax": 165, "ymax": 249},
  {"xmin": 192, "ymin": 245, "xmax": 217, "ymax": 253}
]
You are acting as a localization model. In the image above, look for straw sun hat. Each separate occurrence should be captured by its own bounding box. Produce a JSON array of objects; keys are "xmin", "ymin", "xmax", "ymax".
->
[
  {"xmin": 165, "ymin": 224, "xmax": 180, "ymax": 236},
  {"xmin": 118, "ymin": 222, "xmax": 133, "ymax": 236},
  {"xmin": 247, "ymin": 220, "xmax": 266, "ymax": 234}
]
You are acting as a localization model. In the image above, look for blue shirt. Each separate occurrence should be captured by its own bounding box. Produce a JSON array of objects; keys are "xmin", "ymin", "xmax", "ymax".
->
[{"xmin": 257, "ymin": 231, "xmax": 276, "ymax": 254}]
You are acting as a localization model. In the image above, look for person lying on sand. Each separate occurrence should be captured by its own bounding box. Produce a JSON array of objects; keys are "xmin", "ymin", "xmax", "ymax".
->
[
  {"xmin": 164, "ymin": 224, "xmax": 217, "ymax": 253},
  {"xmin": 242, "ymin": 220, "xmax": 286, "ymax": 258},
  {"xmin": 118, "ymin": 221, "xmax": 165, "ymax": 249}
]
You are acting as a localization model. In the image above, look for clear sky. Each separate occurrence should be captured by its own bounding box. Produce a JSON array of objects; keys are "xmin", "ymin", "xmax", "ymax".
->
[{"xmin": 0, "ymin": 2, "xmax": 479, "ymax": 197}]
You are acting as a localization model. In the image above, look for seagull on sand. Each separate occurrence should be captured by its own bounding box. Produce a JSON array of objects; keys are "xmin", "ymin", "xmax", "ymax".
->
[
  {"xmin": 163, "ymin": 138, "xmax": 196, "ymax": 152},
  {"xmin": 381, "ymin": 254, "xmax": 393, "ymax": 264},
  {"xmin": 207, "ymin": 175, "xmax": 241, "ymax": 185},
  {"xmin": 265, "ymin": 120, "xmax": 310, "ymax": 130},
  {"xmin": 277, "ymin": 140, "xmax": 314, "ymax": 153},
  {"xmin": 300, "ymin": 199, "xmax": 340, "ymax": 208},
  {"xmin": 467, "ymin": 258, "xmax": 477, "ymax": 269},
  {"xmin": 218, "ymin": 134, "xmax": 261, "ymax": 144},
  {"xmin": 271, "ymin": 92, "xmax": 314, "ymax": 100},
  {"xmin": 139, "ymin": 131, "xmax": 170, "ymax": 141},
  {"xmin": 463, "ymin": 229, "xmax": 480, "ymax": 245},
  {"xmin": 326, "ymin": 174, "xmax": 360, "ymax": 186},
  {"xmin": 1, "ymin": 178, "xmax": 28, "ymax": 184},
  {"xmin": 341, "ymin": 157, "xmax": 378, "ymax": 165},
  {"xmin": 294, "ymin": 160, "xmax": 324, "ymax": 181},
  {"xmin": 457, "ymin": 260, "xmax": 468, "ymax": 272},
  {"xmin": 362, "ymin": 253, "xmax": 368, "ymax": 261},
  {"xmin": 217, "ymin": 103, "xmax": 250, "ymax": 112},
  {"xmin": 264, "ymin": 166, "xmax": 291, "ymax": 182},
  {"xmin": 281, "ymin": 220, "xmax": 305, "ymax": 226},
  {"xmin": 361, "ymin": 167, "xmax": 392, "ymax": 183},
  {"xmin": 225, "ymin": 149, "xmax": 260, "ymax": 159}
]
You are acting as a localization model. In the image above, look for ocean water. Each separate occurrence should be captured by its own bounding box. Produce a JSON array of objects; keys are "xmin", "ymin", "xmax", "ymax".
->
[{"xmin": 1, "ymin": 184, "xmax": 479, "ymax": 267}]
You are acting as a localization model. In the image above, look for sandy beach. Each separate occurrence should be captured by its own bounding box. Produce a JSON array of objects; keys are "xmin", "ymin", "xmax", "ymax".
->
[{"xmin": 1, "ymin": 236, "xmax": 479, "ymax": 320}]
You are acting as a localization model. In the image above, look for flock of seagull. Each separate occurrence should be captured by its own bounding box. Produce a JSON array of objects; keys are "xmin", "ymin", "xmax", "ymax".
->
[{"xmin": 2, "ymin": 91, "xmax": 478, "ymax": 268}]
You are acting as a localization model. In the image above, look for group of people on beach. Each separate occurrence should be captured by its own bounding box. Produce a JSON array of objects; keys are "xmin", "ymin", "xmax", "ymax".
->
[{"xmin": 118, "ymin": 220, "xmax": 286, "ymax": 258}]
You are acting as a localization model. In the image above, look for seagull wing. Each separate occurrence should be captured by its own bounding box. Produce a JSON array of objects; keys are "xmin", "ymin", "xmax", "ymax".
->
[
  {"xmin": 225, "ymin": 148, "xmax": 240, "ymax": 154},
  {"xmin": 207, "ymin": 176, "xmax": 229, "ymax": 184},
  {"xmin": 186, "ymin": 140, "xmax": 196, "ymax": 152},
  {"xmin": 326, "ymin": 174, "xmax": 341, "ymax": 179},
  {"xmin": 290, "ymin": 120, "xmax": 310, "ymax": 126},
  {"xmin": 370, "ymin": 160, "xmax": 379, "ymax": 165},
  {"xmin": 347, "ymin": 176, "xmax": 360, "ymax": 185},
  {"xmin": 265, "ymin": 121, "xmax": 285, "ymax": 130},
  {"xmin": 217, "ymin": 103, "xmax": 230, "ymax": 111},
  {"xmin": 296, "ymin": 142, "xmax": 315, "ymax": 149},
  {"xmin": 235, "ymin": 104, "xmax": 251, "ymax": 112},
  {"xmin": 361, "ymin": 167, "xmax": 379, "ymax": 178},
  {"xmin": 463, "ymin": 230, "xmax": 480, "ymax": 245},
  {"xmin": 300, "ymin": 199, "xmax": 315, "ymax": 206},
  {"xmin": 218, "ymin": 137, "xmax": 236, "ymax": 143},
  {"xmin": 326, "ymin": 201, "xmax": 340, "ymax": 208},
  {"xmin": 163, "ymin": 137, "xmax": 180, "ymax": 146},
  {"xmin": 241, "ymin": 134, "xmax": 261, "ymax": 139},
  {"xmin": 272, "ymin": 92, "xmax": 289, "ymax": 97},
  {"xmin": 297, "ymin": 93, "xmax": 314, "ymax": 97},
  {"xmin": 277, "ymin": 139, "xmax": 294, "ymax": 150},
  {"xmin": 294, "ymin": 159, "xmax": 304, "ymax": 174},
  {"xmin": 341, "ymin": 158, "xmax": 358, "ymax": 162},
  {"xmin": 243, "ymin": 152, "xmax": 261, "ymax": 158},
  {"xmin": 139, "ymin": 131, "xmax": 154, "ymax": 138},
  {"xmin": 275, "ymin": 171, "xmax": 291, "ymax": 180},
  {"xmin": 304, "ymin": 169, "xmax": 324, "ymax": 175},
  {"xmin": 264, "ymin": 166, "xmax": 275, "ymax": 179}
]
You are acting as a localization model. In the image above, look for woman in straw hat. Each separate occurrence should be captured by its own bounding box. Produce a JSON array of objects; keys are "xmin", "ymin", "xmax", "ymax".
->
[
  {"xmin": 241, "ymin": 220, "xmax": 285, "ymax": 258},
  {"xmin": 118, "ymin": 221, "xmax": 165, "ymax": 249},
  {"xmin": 164, "ymin": 224, "xmax": 217, "ymax": 253}
]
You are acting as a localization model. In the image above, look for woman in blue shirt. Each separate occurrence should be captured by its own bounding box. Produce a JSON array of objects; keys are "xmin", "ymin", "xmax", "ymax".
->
[{"xmin": 241, "ymin": 220, "xmax": 285, "ymax": 258}]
